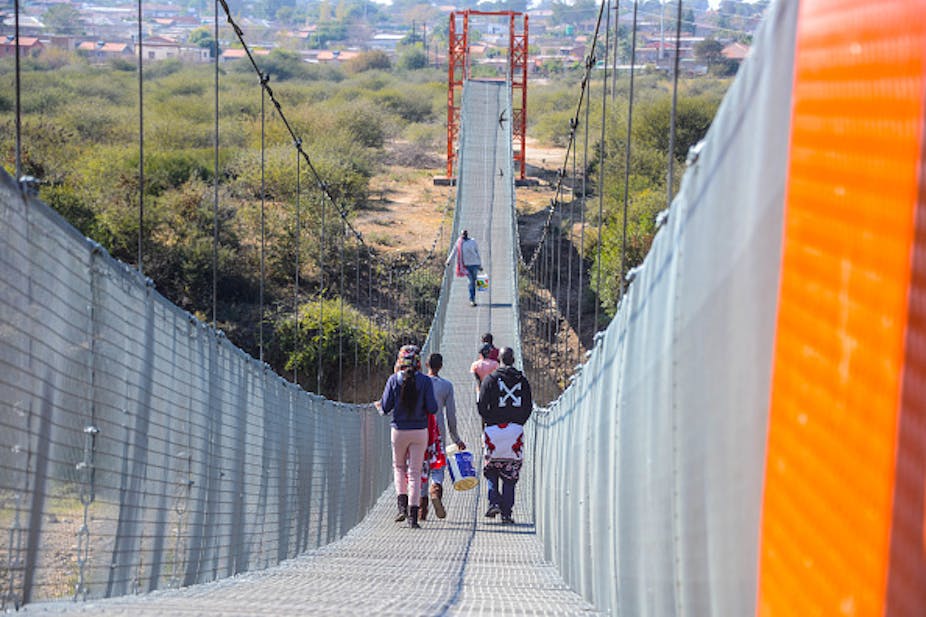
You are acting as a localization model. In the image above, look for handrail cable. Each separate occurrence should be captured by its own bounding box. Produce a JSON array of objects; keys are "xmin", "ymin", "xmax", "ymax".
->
[{"xmin": 619, "ymin": 0, "xmax": 640, "ymax": 303}]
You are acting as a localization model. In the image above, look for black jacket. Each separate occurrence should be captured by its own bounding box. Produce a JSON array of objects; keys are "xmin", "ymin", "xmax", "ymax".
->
[{"xmin": 477, "ymin": 366, "xmax": 533, "ymax": 426}]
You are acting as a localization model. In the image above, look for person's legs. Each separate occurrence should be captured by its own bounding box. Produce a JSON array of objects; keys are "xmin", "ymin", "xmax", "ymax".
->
[
  {"xmin": 391, "ymin": 428, "xmax": 412, "ymax": 521},
  {"xmin": 466, "ymin": 265, "xmax": 479, "ymax": 303},
  {"xmin": 391, "ymin": 428, "xmax": 411, "ymax": 496},
  {"xmin": 500, "ymin": 478, "xmax": 517, "ymax": 519},
  {"xmin": 483, "ymin": 465, "xmax": 501, "ymax": 517},
  {"xmin": 405, "ymin": 429, "xmax": 428, "ymax": 505}
]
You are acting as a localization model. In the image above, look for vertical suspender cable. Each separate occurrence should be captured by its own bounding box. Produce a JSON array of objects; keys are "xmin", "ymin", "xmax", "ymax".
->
[
  {"xmin": 596, "ymin": 1, "xmax": 612, "ymax": 331},
  {"xmin": 212, "ymin": 0, "xmax": 219, "ymax": 328},
  {"xmin": 318, "ymin": 189, "xmax": 326, "ymax": 395},
  {"xmin": 667, "ymin": 0, "xmax": 684, "ymax": 207},
  {"xmin": 547, "ymin": 228, "xmax": 556, "ymax": 393},
  {"xmin": 620, "ymin": 0, "xmax": 639, "ymax": 304},
  {"xmin": 355, "ymin": 237, "xmax": 360, "ymax": 376},
  {"xmin": 294, "ymin": 142, "xmax": 301, "ymax": 384},
  {"xmin": 137, "ymin": 0, "xmax": 144, "ymax": 273},
  {"xmin": 579, "ymin": 62, "xmax": 592, "ymax": 357},
  {"xmin": 611, "ymin": 1, "xmax": 620, "ymax": 101},
  {"xmin": 259, "ymin": 75, "xmax": 267, "ymax": 363},
  {"xmin": 565, "ymin": 125, "xmax": 577, "ymax": 371},
  {"xmin": 367, "ymin": 247, "xmax": 373, "ymax": 382},
  {"xmin": 338, "ymin": 221, "xmax": 344, "ymax": 401},
  {"xmin": 14, "ymin": 0, "xmax": 22, "ymax": 183}
]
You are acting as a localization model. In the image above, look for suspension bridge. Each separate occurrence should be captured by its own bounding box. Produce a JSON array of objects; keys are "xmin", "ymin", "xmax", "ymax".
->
[{"xmin": 3, "ymin": 1, "xmax": 926, "ymax": 615}]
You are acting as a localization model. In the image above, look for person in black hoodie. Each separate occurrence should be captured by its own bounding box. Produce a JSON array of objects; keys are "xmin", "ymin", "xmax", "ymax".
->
[{"xmin": 476, "ymin": 347, "xmax": 533, "ymax": 524}]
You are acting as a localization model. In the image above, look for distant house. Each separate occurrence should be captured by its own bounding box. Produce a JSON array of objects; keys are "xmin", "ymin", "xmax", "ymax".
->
[
  {"xmin": 140, "ymin": 35, "xmax": 179, "ymax": 61},
  {"xmin": 316, "ymin": 49, "xmax": 359, "ymax": 64},
  {"xmin": 77, "ymin": 40, "xmax": 133, "ymax": 61},
  {"xmin": 0, "ymin": 36, "xmax": 44, "ymax": 58},
  {"xmin": 722, "ymin": 41, "xmax": 750, "ymax": 61},
  {"xmin": 369, "ymin": 33, "xmax": 404, "ymax": 52},
  {"xmin": 144, "ymin": 3, "xmax": 183, "ymax": 19},
  {"xmin": 220, "ymin": 48, "xmax": 270, "ymax": 62}
]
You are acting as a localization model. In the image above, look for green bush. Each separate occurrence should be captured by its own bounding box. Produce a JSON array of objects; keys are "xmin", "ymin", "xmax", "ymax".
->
[{"xmin": 276, "ymin": 298, "xmax": 395, "ymax": 397}]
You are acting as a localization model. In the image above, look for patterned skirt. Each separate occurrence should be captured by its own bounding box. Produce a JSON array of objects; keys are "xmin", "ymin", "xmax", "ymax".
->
[{"xmin": 483, "ymin": 459, "xmax": 522, "ymax": 482}]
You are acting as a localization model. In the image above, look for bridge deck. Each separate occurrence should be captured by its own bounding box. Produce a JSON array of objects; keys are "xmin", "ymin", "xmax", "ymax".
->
[{"xmin": 26, "ymin": 81, "xmax": 599, "ymax": 616}]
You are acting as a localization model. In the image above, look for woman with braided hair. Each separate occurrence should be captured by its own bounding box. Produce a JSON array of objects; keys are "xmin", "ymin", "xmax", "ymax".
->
[{"xmin": 376, "ymin": 345, "xmax": 437, "ymax": 528}]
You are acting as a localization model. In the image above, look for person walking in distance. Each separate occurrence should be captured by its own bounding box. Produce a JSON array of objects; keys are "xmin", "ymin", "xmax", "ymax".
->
[
  {"xmin": 470, "ymin": 344, "xmax": 500, "ymax": 397},
  {"xmin": 376, "ymin": 345, "xmax": 437, "ymax": 528},
  {"xmin": 422, "ymin": 353, "xmax": 466, "ymax": 519},
  {"xmin": 481, "ymin": 332, "xmax": 499, "ymax": 362},
  {"xmin": 477, "ymin": 347, "xmax": 533, "ymax": 524},
  {"xmin": 447, "ymin": 229, "xmax": 482, "ymax": 306}
]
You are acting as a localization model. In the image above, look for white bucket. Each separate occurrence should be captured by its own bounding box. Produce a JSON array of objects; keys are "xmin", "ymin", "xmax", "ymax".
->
[
  {"xmin": 476, "ymin": 273, "xmax": 489, "ymax": 292},
  {"xmin": 444, "ymin": 444, "xmax": 478, "ymax": 491}
]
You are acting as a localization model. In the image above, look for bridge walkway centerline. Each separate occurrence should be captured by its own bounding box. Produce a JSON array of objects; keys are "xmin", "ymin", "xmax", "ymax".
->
[{"xmin": 24, "ymin": 80, "xmax": 600, "ymax": 616}]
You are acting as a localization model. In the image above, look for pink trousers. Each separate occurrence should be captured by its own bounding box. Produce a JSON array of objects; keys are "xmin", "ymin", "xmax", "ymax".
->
[{"xmin": 391, "ymin": 427, "xmax": 428, "ymax": 504}]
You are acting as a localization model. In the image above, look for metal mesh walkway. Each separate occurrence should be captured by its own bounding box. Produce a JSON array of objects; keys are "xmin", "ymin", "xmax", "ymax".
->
[{"xmin": 24, "ymin": 80, "xmax": 600, "ymax": 616}]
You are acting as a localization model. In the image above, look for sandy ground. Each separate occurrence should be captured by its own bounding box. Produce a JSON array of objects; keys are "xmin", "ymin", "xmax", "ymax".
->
[{"xmin": 355, "ymin": 138, "xmax": 566, "ymax": 255}]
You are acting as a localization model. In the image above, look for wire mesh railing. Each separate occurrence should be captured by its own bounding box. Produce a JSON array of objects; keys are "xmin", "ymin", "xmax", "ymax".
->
[{"xmin": 0, "ymin": 170, "xmax": 392, "ymax": 608}]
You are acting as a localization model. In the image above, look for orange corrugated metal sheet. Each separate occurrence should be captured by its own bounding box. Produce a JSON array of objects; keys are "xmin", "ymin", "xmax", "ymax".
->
[{"xmin": 759, "ymin": 1, "xmax": 926, "ymax": 615}]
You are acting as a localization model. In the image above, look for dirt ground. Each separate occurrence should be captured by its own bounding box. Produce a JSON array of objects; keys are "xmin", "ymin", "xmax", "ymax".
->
[{"xmin": 355, "ymin": 137, "xmax": 566, "ymax": 255}]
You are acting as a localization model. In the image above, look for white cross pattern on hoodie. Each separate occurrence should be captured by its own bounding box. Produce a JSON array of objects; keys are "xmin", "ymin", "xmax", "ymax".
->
[{"xmin": 498, "ymin": 380, "xmax": 522, "ymax": 407}]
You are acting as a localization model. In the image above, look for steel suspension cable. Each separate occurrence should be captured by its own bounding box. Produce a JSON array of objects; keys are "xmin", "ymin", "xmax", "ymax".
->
[
  {"xmin": 355, "ymin": 236, "xmax": 360, "ymax": 376},
  {"xmin": 611, "ymin": 1, "xmax": 620, "ymax": 101},
  {"xmin": 517, "ymin": 0, "xmax": 610, "ymax": 272},
  {"xmin": 579, "ymin": 68, "xmax": 592, "ymax": 358},
  {"xmin": 214, "ymin": 0, "xmax": 441, "ymax": 278},
  {"xmin": 620, "ymin": 0, "xmax": 640, "ymax": 304},
  {"xmin": 564, "ymin": 125, "xmax": 577, "ymax": 372},
  {"xmin": 596, "ymin": 1, "xmax": 612, "ymax": 333},
  {"xmin": 137, "ymin": 0, "xmax": 144, "ymax": 273},
  {"xmin": 667, "ymin": 0, "xmax": 684, "ymax": 206},
  {"xmin": 259, "ymin": 75, "xmax": 267, "ymax": 363},
  {"xmin": 318, "ymin": 190, "xmax": 326, "ymax": 395},
  {"xmin": 13, "ymin": 0, "xmax": 21, "ymax": 184},
  {"xmin": 211, "ymin": 0, "xmax": 219, "ymax": 328},
  {"xmin": 294, "ymin": 141, "xmax": 301, "ymax": 384},
  {"xmin": 338, "ymin": 221, "xmax": 345, "ymax": 401}
]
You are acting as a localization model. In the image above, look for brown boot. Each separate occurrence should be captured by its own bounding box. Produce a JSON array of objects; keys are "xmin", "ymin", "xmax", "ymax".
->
[
  {"xmin": 418, "ymin": 497, "xmax": 429, "ymax": 521},
  {"xmin": 430, "ymin": 483, "xmax": 446, "ymax": 519}
]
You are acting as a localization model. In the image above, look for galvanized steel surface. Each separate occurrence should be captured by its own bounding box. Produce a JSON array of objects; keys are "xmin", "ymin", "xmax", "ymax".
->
[{"xmin": 525, "ymin": 3, "xmax": 799, "ymax": 615}]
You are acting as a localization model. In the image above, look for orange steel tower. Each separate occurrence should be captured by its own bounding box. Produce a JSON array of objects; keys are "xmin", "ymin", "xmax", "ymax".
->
[{"xmin": 446, "ymin": 10, "xmax": 528, "ymax": 181}]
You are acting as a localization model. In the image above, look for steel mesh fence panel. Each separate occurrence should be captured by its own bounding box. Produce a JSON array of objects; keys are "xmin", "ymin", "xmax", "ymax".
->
[
  {"xmin": 0, "ymin": 172, "xmax": 392, "ymax": 607},
  {"xmin": 525, "ymin": 2, "xmax": 799, "ymax": 615}
]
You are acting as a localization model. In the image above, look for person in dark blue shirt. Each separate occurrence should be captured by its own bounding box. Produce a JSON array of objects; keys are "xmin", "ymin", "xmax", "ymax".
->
[{"xmin": 377, "ymin": 345, "xmax": 438, "ymax": 528}]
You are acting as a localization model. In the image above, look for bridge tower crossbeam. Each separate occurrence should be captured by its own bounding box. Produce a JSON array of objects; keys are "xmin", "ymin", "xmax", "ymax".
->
[{"xmin": 446, "ymin": 10, "xmax": 528, "ymax": 181}]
